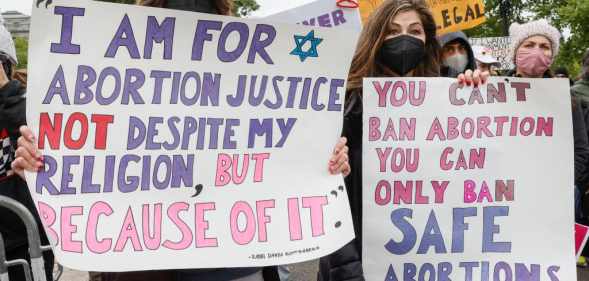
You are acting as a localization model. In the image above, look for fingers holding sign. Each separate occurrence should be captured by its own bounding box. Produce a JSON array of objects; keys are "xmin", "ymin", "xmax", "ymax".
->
[
  {"xmin": 458, "ymin": 69, "xmax": 489, "ymax": 87},
  {"xmin": 12, "ymin": 125, "xmax": 42, "ymax": 179},
  {"xmin": 329, "ymin": 137, "xmax": 351, "ymax": 177}
]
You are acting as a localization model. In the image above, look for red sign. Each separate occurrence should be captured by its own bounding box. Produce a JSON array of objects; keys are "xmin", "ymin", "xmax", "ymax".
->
[{"xmin": 575, "ymin": 223, "xmax": 589, "ymax": 258}]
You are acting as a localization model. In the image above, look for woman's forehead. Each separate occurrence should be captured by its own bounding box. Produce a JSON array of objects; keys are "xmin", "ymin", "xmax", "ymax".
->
[
  {"xmin": 523, "ymin": 35, "xmax": 551, "ymax": 45},
  {"xmin": 390, "ymin": 10, "xmax": 422, "ymax": 26}
]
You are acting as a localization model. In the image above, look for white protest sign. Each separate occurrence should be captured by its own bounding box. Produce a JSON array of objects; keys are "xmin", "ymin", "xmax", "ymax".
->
[
  {"xmin": 470, "ymin": 37, "xmax": 514, "ymax": 70},
  {"xmin": 26, "ymin": 0, "xmax": 357, "ymax": 271},
  {"xmin": 265, "ymin": 0, "xmax": 362, "ymax": 33},
  {"xmin": 362, "ymin": 77, "xmax": 575, "ymax": 280}
]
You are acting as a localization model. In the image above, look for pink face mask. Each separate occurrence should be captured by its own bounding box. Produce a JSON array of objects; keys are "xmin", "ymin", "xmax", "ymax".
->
[{"xmin": 516, "ymin": 48, "xmax": 552, "ymax": 77}]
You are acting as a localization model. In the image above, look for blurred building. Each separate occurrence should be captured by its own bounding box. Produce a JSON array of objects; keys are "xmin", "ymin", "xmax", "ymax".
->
[{"xmin": 1, "ymin": 10, "xmax": 30, "ymax": 38}]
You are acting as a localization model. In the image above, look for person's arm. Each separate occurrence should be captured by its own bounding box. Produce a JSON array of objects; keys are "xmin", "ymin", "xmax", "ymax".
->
[{"xmin": 0, "ymin": 64, "xmax": 29, "ymax": 178}]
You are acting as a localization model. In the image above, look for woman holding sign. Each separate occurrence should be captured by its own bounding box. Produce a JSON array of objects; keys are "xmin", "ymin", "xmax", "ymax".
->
[
  {"xmin": 317, "ymin": 0, "xmax": 487, "ymax": 280},
  {"xmin": 12, "ymin": 0, "xmax": 351, "ymax": 281}
]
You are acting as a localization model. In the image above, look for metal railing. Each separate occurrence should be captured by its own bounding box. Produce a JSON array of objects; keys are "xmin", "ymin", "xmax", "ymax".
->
[{"xmin": 0, "ymin": 195, "xmax": 55, "ymax": 281}]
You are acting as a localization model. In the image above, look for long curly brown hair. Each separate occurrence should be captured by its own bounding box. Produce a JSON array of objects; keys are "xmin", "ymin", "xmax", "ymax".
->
[
  {"xmin": 136, "ymin": 0, "xmax": 232, "ymax": 15},
  {"xmin": 346, "ymin": 0, "xmax": 440, "ymax": 96}
]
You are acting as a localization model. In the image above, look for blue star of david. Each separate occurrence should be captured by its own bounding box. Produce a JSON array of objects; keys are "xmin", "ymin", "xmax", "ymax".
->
[{"xmin": 290, "ymin": 30, "xmax": 323, "ymax": 62}]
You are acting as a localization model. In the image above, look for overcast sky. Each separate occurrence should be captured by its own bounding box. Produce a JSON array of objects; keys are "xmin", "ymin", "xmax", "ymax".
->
[
  {"xmin": 1, "ymin": 0, "xmax": 315, "ymax": 17},
  {"xmin": 1, "ymin": 0, "xmax": 33, "ymax": 15}
]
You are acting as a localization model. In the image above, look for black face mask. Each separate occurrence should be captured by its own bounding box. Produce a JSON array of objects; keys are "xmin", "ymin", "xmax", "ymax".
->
[
  {"xmin": 165, "ymin": 0, "xmax": 218, "ymax": 14},
  {"xmin": 377, "ymin": 35, "xmax": 425, "ymax": 76}
]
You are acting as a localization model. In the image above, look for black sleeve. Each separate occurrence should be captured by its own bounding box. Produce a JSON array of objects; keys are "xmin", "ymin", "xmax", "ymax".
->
[
  {"xmin": 0, "ymin": 82, "xmax": 27, "ymax": 146},
  {"xmin": 319, "ymin": 93, "xmax": 365, "ymax": 281},
  {"xmin": 572, "ymin": 98, "xmax": 589, "ymax": 187},
  {"xmin": 578, "ymin": 101, "xmax": 589, "ymax": 192}
]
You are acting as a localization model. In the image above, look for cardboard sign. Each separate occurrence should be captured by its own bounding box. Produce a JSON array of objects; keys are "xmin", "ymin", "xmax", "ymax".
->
[
  {"xmin": 470, "ymin": 36, "xmax": 514, "ymax": 70},
  {"xmin": 362, "ymin": 77, "xmax": 575, "ymax": 280},
  {"xmin": 266, "ymin": 0, "xmax": 362, "ymax": 33},
  {"xmin": 359, "ymin": 0, "xmax": 486, "ymax": 34},
  {"xmin": 26, "ymin": 0, "xmax": 358, "ymax": 271}
]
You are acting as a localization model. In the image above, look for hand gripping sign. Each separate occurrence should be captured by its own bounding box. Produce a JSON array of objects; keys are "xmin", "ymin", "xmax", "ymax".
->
[{"xmin": 26, "ymin": 0, "xmax": 358, "ymax": 271}]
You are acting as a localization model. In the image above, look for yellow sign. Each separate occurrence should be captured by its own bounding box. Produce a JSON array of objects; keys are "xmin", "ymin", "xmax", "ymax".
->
[
  {"xmin": 359, "ymin": 0, "xmax": 486, "ymax": 35},
  {"xmin": 359, "ymin": 0, "xmax": 383, "ymax": 23}
]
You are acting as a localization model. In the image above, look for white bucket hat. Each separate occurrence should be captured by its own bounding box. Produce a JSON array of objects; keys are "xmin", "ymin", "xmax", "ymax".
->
[{"xmin": 472, "ymin": 45, "xmax": 500, "ymax": 67}]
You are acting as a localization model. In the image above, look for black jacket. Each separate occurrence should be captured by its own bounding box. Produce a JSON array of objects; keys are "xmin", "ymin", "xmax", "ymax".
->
[
  {"xmin": 0, "ymin": 80, "xmax": 50, "ymax": 252},
  {"xmin": 574, "ymin": 79, "xmax": 589, "ymax": 190},
  {"xmin": 318, "ymin": 94, "xmax": 364, "ymax": 281},
  {"xmin": 572, "ymin": 97, "xmax": 589, "ymax": 188},
  {"xmin": 576, "ymin": 99, "xmax": 589, "ymax": 191}
]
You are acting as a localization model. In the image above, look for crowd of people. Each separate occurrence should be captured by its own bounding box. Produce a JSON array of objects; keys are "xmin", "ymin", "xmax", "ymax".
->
[{"xmin": 1, "ymin": 0, "xmax": 589, "ymax": 280}]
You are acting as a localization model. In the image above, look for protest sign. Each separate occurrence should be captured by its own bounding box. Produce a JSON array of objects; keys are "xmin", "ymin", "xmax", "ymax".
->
[
  {"xmin": 470, "ymin": 36, "xmax": 514, "ymax": 70},
  {"xmin": 26, "ymin": 0, "xmax": 357, "ymax": 271},
  {"xmin": 576, "ymin": 224, "xmax": 589, "ymax": 259},
  {"xmin": 265, "ymin": 0, "xmax": 362, "ymax": 33},
  {"xmin": 362, "ymin": 77, "xmax": 575, "ymax": 280},
  {"xmin": 358, "ymin": 0, "xmax": 486, "ymax": 34},
  {"xmin": 426, "ymin": 0, "xmax": 486, "ymax": 34}
]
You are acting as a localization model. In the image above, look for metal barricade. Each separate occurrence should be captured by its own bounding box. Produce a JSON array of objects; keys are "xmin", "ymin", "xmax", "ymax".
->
[{"xmin": 0, "ymin": 195, "xmax": 52, "ymax": 281}]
